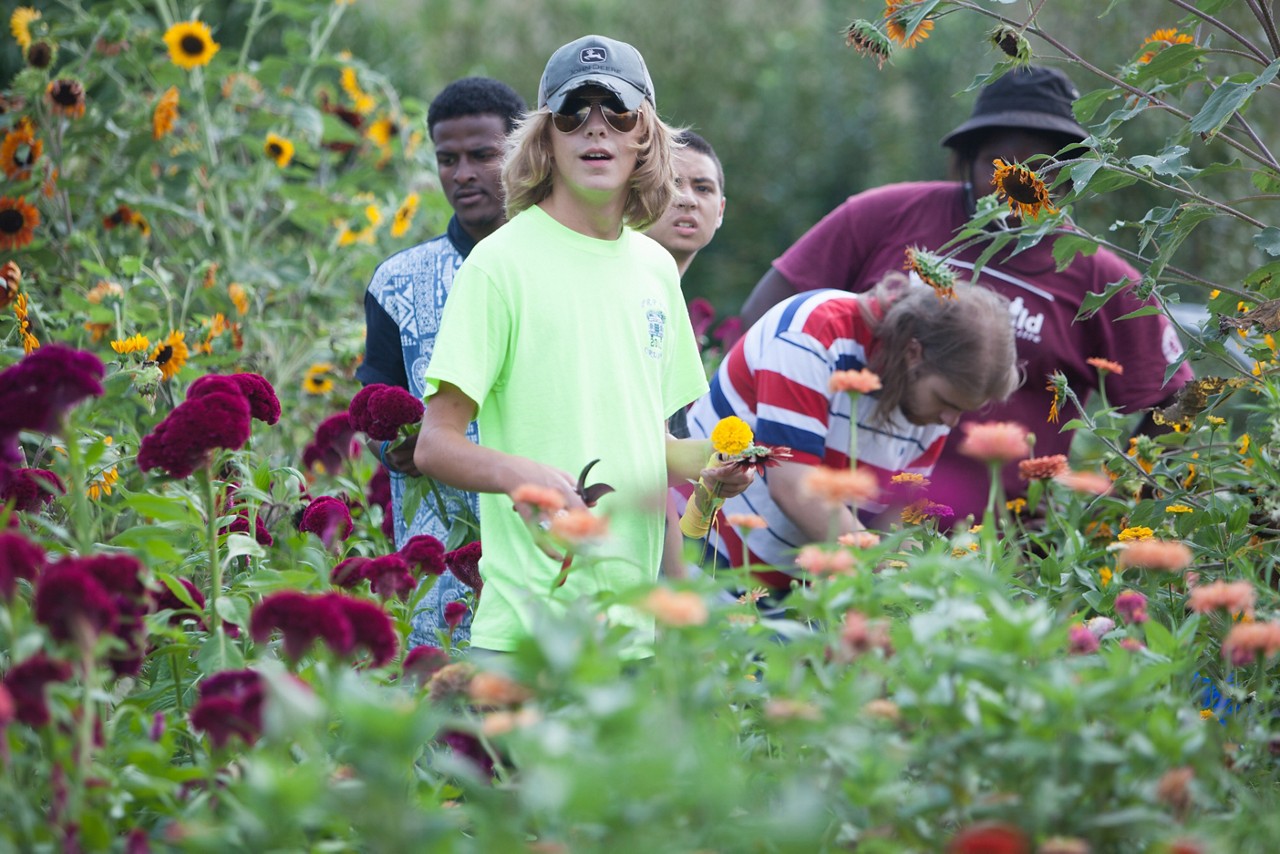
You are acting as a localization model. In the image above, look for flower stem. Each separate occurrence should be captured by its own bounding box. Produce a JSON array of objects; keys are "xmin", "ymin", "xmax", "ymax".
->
[
  {"xmin": 200, "ymin": 466, "xmax": 223, "ymax": 639},
  {"xmin": 846, "ymin": 391, "xmax": 860, "ymax": 471},
  {"xmin": 63, "ymin": 430, "xmax": 94, "ymax": 555}
]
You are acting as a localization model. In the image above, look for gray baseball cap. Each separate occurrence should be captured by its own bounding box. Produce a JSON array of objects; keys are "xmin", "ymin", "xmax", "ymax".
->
[{"xmin": 538, "ymin": 35, "xmax": 656, "ymax": 112}]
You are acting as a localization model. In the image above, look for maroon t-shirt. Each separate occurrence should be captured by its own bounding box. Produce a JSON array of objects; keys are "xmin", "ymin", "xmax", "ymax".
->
[{"xmin": 774, "ymin": 181, "xmax": 1193, "ymax": 521}]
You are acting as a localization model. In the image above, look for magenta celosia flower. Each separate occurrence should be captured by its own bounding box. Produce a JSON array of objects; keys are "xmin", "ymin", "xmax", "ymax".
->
[
  {"xmin": 151, "ymin": 576, "xmax": 207, "ymax": 625},
  {"xmin": 0, "ymin": 530, "xmax": 45, "ymax": 598},
  {"xmin": 250, "ymin": 590, "xmax": 353, "ymax": 661},
  {"xmin": 0, "ymin": 683, "xmax": 14, "ymax": 729},
  {"xmin": 304, "ymin": 412, "xmax": 359, "ymax": 474},
  {"xmin": 1114, "ymin": 590, "xmax": 1149, "ymax": 625},
  {"xmin": 324, "ymin": 593, "xmax": 398, "ymax": 667},
  {"xmin": 1067, "ymin": 623, "xmax": 1099, "ymax": 655},
  {"xmin": 348, "ymin": 384, "xmax": 425, "ymax": 441},
  {"xmin": 440, "ymin": 728, "xmax": 494, "ymax": 777},
  {"xmin": 400, "ymin": 534, "xmax": 445, "ymax": 577},
  {"xmin": 403, "ymin": 644, "xmax": 450, "ymax": 685},
  {"xmin": 138, "ymin": 389, "xmax": 253, "ymax": 479},
  {"xmin": 364, "ymin": 553, "xmax": 415, "ymax": 599},
  {"xmin": 331, "ymin": 556, "xmax": 372, "ymax": 588},
  {"xmin": 445, "ymin": 541, "xmax": 482, "ymax": 594},
  {"xmin": 0, "ymin": 345, "xmax": 105, "ymax": 437},
  {"xmin": 712, "ymin": 316, "xmax": 743, "ymax": 349},
  {"xmin": 222, "ymin": 512, "xmax": 273, "ymax": 546},
  {"xmin": 43, "ymin": 553, "xmax": 151, "ymax": 675},
  {"xmin": 189, "ymin": 373, "xmax": 280, "ymax": 425},
  {"xmin": 688, "ymin": 297, "xmax": 716, "ymax": 339},
  {"xmin": 0, "ymin": 467, "xmax": 65, "ymax": 513},
  {"xmin": 444, "ymin": 601, "xmax": 469, "ymax": 632},
  {"xmin": 34, "ymin": 562, "xmax": 118, "ymax": 642},
  {"xmin": 2, "ymin": 652, "xmax": 72, "ymax": 726},
  {"xmin": 189, "ymin": 669, "xmax": 265, "ymax": 748},
  {"xmin": 366, "ymin": 466, "xmax": 391, "ymax": 509},
  {"xmin": 299, "ymin": 495, "xmax": 353, "ymax": 549}
]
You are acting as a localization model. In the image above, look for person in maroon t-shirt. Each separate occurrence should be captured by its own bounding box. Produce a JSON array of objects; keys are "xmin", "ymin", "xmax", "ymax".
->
[{"xmin": 739, "ymin": 67, "xmax": 1193, "ymax": 523}]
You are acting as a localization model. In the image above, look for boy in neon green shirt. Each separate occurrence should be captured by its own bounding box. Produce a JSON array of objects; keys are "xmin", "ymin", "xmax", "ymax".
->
[{"xmin": 413, "ymin": 35, "xmax": 751, "ymax": 654}]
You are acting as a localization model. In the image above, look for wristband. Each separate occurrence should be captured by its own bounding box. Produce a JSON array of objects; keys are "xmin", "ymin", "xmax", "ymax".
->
[{"xmin": 379, "ymin": 440, "xmax": 392, "ymax": 470}]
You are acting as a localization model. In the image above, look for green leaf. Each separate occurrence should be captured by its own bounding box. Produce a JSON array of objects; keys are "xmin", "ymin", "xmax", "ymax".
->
[
  {"xmin": 225, "ymin": 532, "xmax": 265, "ymax": 560},
  {"xmin": 1051, "ymin": 233, "xmax": 1100, "ymax": 271},
  {"xmin": 1077, "ymin": 277, "xmax": 1134, "ymax": 320},
  {"xmin": 1144, "ymin": 619, "xmax": 1176, "ymax": 657},
  {"xmin": 121, "ymin": 491, "xmax": 201, "ymax": 525},
  {"xmin": 1188, "ymin": 60, "xmax": 1280, "ymax": 138},
  {"xmin": 197, "ymin": 630, "xmax": 244, "ymax": 673},
  {"xmin": 214, "ymin": 596, "xmax": 251, "ymax": 628},
  {"xmin": 1128, "ymin": 145, "xmax": 1193, "ymax": 177},
  {"xmin": 156, "ymin": 572, "xmax": 202, "ymax": 611},
  {"xmin": 1253, "ymin": 227, "xmax": 1280, "ymax": 257}
]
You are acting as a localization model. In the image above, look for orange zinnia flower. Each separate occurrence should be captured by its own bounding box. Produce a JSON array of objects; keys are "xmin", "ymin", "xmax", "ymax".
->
[
  {"xmin": 548, "ymin": 508, "xmax": 609, "ymax": 544},
  {"xmin": 1054, "ymin": 469, "xmax": 1113, "ymax": 496},
  {"xmin": 829, "ymin": 368, "xmax": 882, "ymax": 395},
  {"xmin": 510, "ymin": 484, "xmax": 565, "ymax": 513},
  {"xmin": 957, "ymin": 421, "xmax": 1030, "ymax": 463},
  {"xmin": 1116, "ymin": 539, "xmax": 1193, "ymax": 572},
  {"xmin": 1018, "ymin": 454, "xmax": 1068, "ymax": 481},
  {"xmin": 803, "ymin": 466, "xmax": 880, "ymax": 505},
  {"xmin": 642, "ymin": 587, "xmax": 708, "ymax": 627},
  {"xmin": 1222, "ymin": 621, "xmax": 1280, "ymax": 667},
  {"xmin": 1187, "ymin": 580, "xmax": 1255, "ymax": 618},
  {"xmin": 1086, "ymin": 356, "xmax": 1124, "ymax": 375}
]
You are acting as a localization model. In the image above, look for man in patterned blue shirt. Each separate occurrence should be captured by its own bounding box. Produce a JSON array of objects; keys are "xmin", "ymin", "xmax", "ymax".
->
[{"xmin": 356, "ymin": 77, "xmax": 526, "ymax": 646}]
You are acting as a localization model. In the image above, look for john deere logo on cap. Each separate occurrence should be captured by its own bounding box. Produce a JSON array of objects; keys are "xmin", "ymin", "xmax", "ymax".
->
[{"xmin": 581, "ymin": 47, "xmax": 607, "ymax": 63}]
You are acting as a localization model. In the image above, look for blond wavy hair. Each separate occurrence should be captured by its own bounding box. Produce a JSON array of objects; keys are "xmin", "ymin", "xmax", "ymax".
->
[{"xmin": 501, "ymin": 105, "xmax": 681, "ymax": 232}]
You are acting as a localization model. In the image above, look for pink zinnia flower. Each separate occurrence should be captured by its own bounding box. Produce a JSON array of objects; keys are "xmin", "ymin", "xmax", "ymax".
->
[
  {"xmin": 444, "ymin": 600, "xmax": 469, "ymax": 632},
  {"xmin": 1117, "ymin": 539, "xmax": 1193, "ymax": 572},
  {"xmin": 795, "ymin": 545, "xmax": 856, "ymax": 576},
  {"xmin": 2, "ymin": 652, "xmax": 72, "ymax": 726},
  {"xmin": 1053, "ymin": 469, "xmax": 1113, "ymax": 496},
  {"xmin": 1114, "ymin": 590, "xmax": 1149, "ymax": 624},
  {"xmin": 325, "ymin": 593, "xmax": 398, "ymax": 667},
  {"xmin": 803, "ymin": 467, "xmax": 880, "ymax": 505},
  {"xmin": 250, "ymin": 590, "xmax": 353, "ymax": 661},
  {"xmin": 1018, "ymin": 454, "xmax": 1069, "ymax": 481},
  {"xmin": 837, "ymin": 531, "xmax": 881, "ymax": 549},
  {"xmin": 642, "ymin": 587, "xmax": 708, "ymax": 627},
  {"xmin": 1187, "ymin": 580, "xmax": 1256, "ymax": 618},
  {"xmin": 0, "ymin": 344, "xmax": 105, "ymax": 436},
  {"xmin": 1222, "ymin": 621, "xmax": 1280, "ymax": 667},
  {"xmin": 138, "ymin": 389, "xmax": 253, "ymax": 478},
  {"xmin": 298, "ymin": 495, "xmax": 353, "ymax": 549},
  {"xmin": 403, "ymin": 644, "xmax": 450, "ymax": 685},
  {"xmin": 444, "ymin": 541, "xmax": 482, "ymax": 593},
  {"xmin": 348, "ymin": 384, "xmax": 424, "ymax": 441},
  {"xmin": 188, "ymin": 372, "xmax": 281, "ymax": 425},
  {"xmin": 364, "ymin": 553, "xmax": 416, "ymax": 600},
  {"xmin": 829, "ymin": 368, "xmax": 882, "ymax": 395},
  {"xmin": 1068, "ymin": 623, "xmax": 1100, "ymax": 654},
  {"xmin": 0, "ymin": 529, "xmax": 45, "ymax": 598},
  {"xmin": 957, "ymin": 421, "xmax": 1030, "ymax": 463},
  {"xmin": 725, "ymin": 513, "xmax": 768, "ymax": 530},
  {"xmin": 189, "ymin": 669, "xmax": 265, "ymax": 748},
  {"xmin": 400, "ymin": 534, "xmax": 445, "ymax": 577},
  {"xmin": 0, "ymin": 467, "xmax": 65, "ymax": 513}
]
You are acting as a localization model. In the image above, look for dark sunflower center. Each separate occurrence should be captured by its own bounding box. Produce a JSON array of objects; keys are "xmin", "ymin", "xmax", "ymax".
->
[
  {"xmin": 1003, "ymin": 170, "xmax": 1042, "ymax": 204},
  {"xmin": 155, "ymin": 345, "xmax": 174, "ymax": 364},
  {"xmin": 180, "ymin": 34, "xmax": 207, "ymax": 56},
  {"xmin": 267, "ymin": 142, "xmax": 283, "ymax": 157},
  {"xmin": 0, "ymin": 209, "xmax": 23, "ymax": 232},
  {"xmin": 52, "ymin": 84, "xmax": 80, "ymax": 106},
  {"xmin": 15, "ymin": 145, "xmax": 35, "ymax": 167}
]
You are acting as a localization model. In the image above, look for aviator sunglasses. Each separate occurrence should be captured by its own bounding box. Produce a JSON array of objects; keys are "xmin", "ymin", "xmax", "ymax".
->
[{"xmin": 552, "ymin": 93, "xmax": 640, "ymax": 134}]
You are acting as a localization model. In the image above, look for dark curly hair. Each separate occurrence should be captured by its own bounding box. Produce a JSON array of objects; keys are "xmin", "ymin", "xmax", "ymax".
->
[{"xmin": 427, "ymin": 77, "xmax": 527, "ymax": 138}]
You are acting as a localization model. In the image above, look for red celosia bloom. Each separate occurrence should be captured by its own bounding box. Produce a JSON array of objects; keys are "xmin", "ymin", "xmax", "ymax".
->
[
  {"xmin": 444, "ymin": 541, "xmax": 482, "ymax": 593},
  {"xmin": 688, "ymin": 297, "xmax": 716, "ymax": 339},
  {"xmin": 1018, "ymin": 454, "xmax": 1069, "ymax": 481},
  {"xmin": 63, "ymin": 553, "xmax": 151, "ymax": 677},
  {"xmin": 223, "ymin": 512, "xmax": 273, "ymax": 546},
  {"xmin": 348, "ymin": 383, "xmax": 425, "ymax": 441},
  {"xmin": 1114, "ymin": 590, "xmax": 1149, "ymax": 624},
  {"xmin": 33, "ymin": 562, "xmax": 118, "ymax": 642},
  {"xmin": 829, "ymin": 368, "xmax": 882, "ymax": 394},
  {"xmin": 444, "ymin": 600, "xmax": 469, "ymax": 631},
  {"xmin": 1222, "ymin": 621, "xmax": 1280, "ymax": 667},
  {"xmin": 957, "ymin": 421, "xmax": 1030, "ymax": 463},
  {"xmin": 400, "ymin": 534, "xmax": 445, "ymax": 577},
  {"xmin": 0, "ymin": 530, "xmax": 44, "ymax": 598},
  {"xmin": 137, "ymin": 389, "xmax": 253, "ymax": 478},
  {"xmin": 151, "ymin": 576, "xmax": 207, "ymax": 625},
  {"xmin": 325, "ymin": 593, "xmax": 398, "ymax": 667},
  {"xmin": 440, "ymin": 728, "xmax": 495, "ymax": 777},
  {"xmin": 0, "ymin": 467, "xmax": 65, "ymax": 512},
  {"xmin": 366, "ymin": 466, "xmax": 391, "ymax": 509},
  {"xmin": 1086, "ymin": 357, "xmax": 1124, "ymax": 376},
  {"xmin": 189, "ymin": 668, "xmax": 265, "ymax": 748},
  {"xmin": 298, "ymin": 495, "xmax": 353, "ymax": 549},
  {"xmin": 712, "ymin": 316, "xmax": 743, "ymax": 348},
  {"xmin": 403, "ymin": 644, "xmax": 450, "ymax": 685},
  {"xmin": 2, "ymin": 652, "xmax": 72, "ymax": 726},
  {"xmin": 188, "ymin": 372, "xmax": 281, "ymax": 425},
  {"xmin": 1117, "ymin": 539, "xmax": 1193, "ymax": 572},
  {"xmin": 331, "ymin": 555, "xmax": 372, "ymax": 588},
  {"xmin": 303, "ymin": 412, "xmax": 359, "ymax": 474},
  {"xmin": 250, "ymin": 590, "xmax": 353, "ymax": 661},
  {"xmin": 1067, "ymin": 623, "xmax": 1099, "ymax": 655},
  {"xmin": 1187, "ymin": 580, "xmax": 1256, "ymax": 618},
  {"xmin": 947, "ymin": 821, "xmax": 1031, "ymax": 854},
  {"xmin": 364, "ymin": 553, "xmax": 416, "ymax": 599},
  {"xmin": 0, "ymin": 344, "xmax": 105, "ymax": 436}
]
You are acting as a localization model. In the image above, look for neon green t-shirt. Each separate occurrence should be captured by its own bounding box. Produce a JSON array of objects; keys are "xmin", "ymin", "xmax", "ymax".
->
[{"xmin": 423, "ymin": 204, "xmax": 708, "ymax": 652}]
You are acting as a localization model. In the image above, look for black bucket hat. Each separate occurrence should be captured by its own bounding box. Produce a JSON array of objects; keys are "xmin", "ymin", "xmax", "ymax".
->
[{"xmin": 941, "ymin": 66, "xmax": 1089, "ymax": 152}]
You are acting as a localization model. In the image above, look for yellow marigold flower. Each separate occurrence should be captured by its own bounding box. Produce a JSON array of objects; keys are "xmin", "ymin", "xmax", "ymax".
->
[
  {"xmin": 711, "ymin": 416, "xmax": 754, "ymax": 456},
  {"xmin": 10, "ymin": 7, "xmax": 39, "ymax": 52},
  {"xmin": 391, "ymin": 192, "xmax": 419, "ymax": 238},
  {"xmin": 228, "ymin": 283, "xmax": 249, "ymax": 315},
  {"xmin": 1206, "ymin": 415, "xmax": 1225, "ymax": 426},
  {"xmin": 1006, "ymin": 497, "xmax": 1027, "ymax": 514},
  {"xmin": 264, "ymin": 132, "xmax": 294, "ymax": 167},
  {"xmin": 153, "ymin": 86, "xmax": 180, "ymax": 140},
  {"xmin": 1, "ymin": 118, "xmax": 42, "ymax": 181},
  {"xmin": 890, "ymin": 472, "xmax": 929, "ymax": 486},
  {"xmin": 88, "ymin": 466, "xmax": 119, "ymax": 501},
  {"xmin": 1099, "ymin": 566, "xmax": 1113, "ymax": 588},
  {"xmin": 1166, "ymin": 504, "xmax": 1194, "ymax": 514},
  {"xmin": 151, "ymin": 331, "xmax": 189, "ymax": 381},
  {"xmin": 992, "ymin": 158, "xmax": 1057, "ymax": 219},
  {"xmin": 883, "ymin": 0, "xmax": 933, "ymax": 48},
  {"xmin": 111, "ymin": 333, "xmax": 151, "ymax": 355},
  {"xmin": 1118, "ymin": 526, "xmax": 1155, "ymax": 542},
  {"xmin": 163, "ymin": 21, "xmax": 220, "ymax": 71}
]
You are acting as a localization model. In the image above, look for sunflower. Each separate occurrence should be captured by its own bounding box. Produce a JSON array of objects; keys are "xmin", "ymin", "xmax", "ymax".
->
[
  {"xmin": 367, "ymin": 116, "xmax": 398, "ymax": 148},
  {"xmin": 1139, "ymin": 27, "xmax": 1194, "ymax": 63},
  {"xmin": 340, "ymin": 67, "xmax": 375, "ymax": 114},
  {"xmin": 989, "ymin": 24, "xmax": 1030, "ymax": 61},
  {"xmin": 153, "ymin": 86, "xmax": 180, "ymax": 140},
  {"xmin": 991, "ymin": 158, "xmax": 1058, "ymax": 219},
  {"xmin": 163, "ymin": 21, "xmax": 220, "ymax": 70},
  {"xmin": 0, "ymin": 118, "xmax": 41, "ymax": 181},
  {"xmin": 111, "ymin": 333, "xmax": 151, "ymax": 356},
  {"xmin": 45, "ymin": 79, "xmax": 86, "ymax": 119},
  {"xmin": 903, "ymin": 246, "xmax": 956, "ymax": 299},
  {"xmin": 150, "ymin": 331, "xmax": 189, "ymax": 381},
  {"xmin": 13, "ymin": 291, "xmax": 38, "ymax": 353},
  {"xmin": 1045, "ymin": 373, "xmax": 1066, "ymax": 423},
  {"xmin": 264, "ymin": 133, "xmax": 294, "ymax": 167},
  {"xmin": 10, "ymin": 7, "xmax": 40, "ymax": 52},
  {"xmin": 883, "ymin": 0, "xmax": 933, "ymax": 49},
  {"xmin": 844, "ymin": 20, "xmax": 892, "ymax": 69},
  {"xmin": 391, "ymin": 192, "xmax": 419, "ymax": 238},
  {"xmin": 0, "ymin": 195, "xmax": 39, "ymax": 250},
  {"xmin": 303, "ymin": 363, "xmax": 335, "ymax": 395},
  {"xmin": 102, "ymin": 204, "xmax": 149, "ymax": 236},
  {"xmin": 0, "ymin": 260, "xmax": 19, "ymax": 309},
  {"xmin": 25, "ymin": 39, "xmax": 55, "ymax": 70}
]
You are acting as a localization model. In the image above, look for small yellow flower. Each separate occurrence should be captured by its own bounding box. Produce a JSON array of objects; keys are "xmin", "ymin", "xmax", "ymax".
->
[
  {"xmin": 10, "ymin": 7, "xmax": 40, "ymax": 52},
  {"xmin": 1117, "ymin": 526, "xmax": 1154, "ymax": 542},
  {"xmin": 391, "ymin": 192, "xmax": 419, "ymax": 238},
  {"xmin": 163, "ymin": 20, "xmax": 220, "ymax": 70},
  {"xmin": 1099, "ymin": 566, "xmax": 1113, "ymax": 588},
  {"xmin": 264, "ymin": 132, "xmax": 294, "ymax": 167},
  {"xmin": 710, "ymin": 416, "xmax": 754, "ymax": 456},
  {"xmin": 1199, "ymin": 708, "xmax": 1215, "ymax": 721},
  {"xmin": 1238, "ymin": 433, "xmax": 1251, "ymax": 455},
  {"xmin": 1006, "ymin": 497, "xmax": 1027, "ymax": 515},
  {"xmin": 1165, "ymin": 504, "xmax": 1194, "ymax": 514},
  {"xmin": 88, "ymin": 466, "xmax": 119, "ymax": 500},
  {"xmin": 890, "ymin": 472, "xmax": 929, "ymax": 486},
  {"xmin": 111, "ymin": 333, "xmax": 151, "ymax": 355},
  {"xmin": 228, "ymin": 283, "xmax": 249, "ymax": 315},
  {"xmin": 150, "ymin": 331, "xmax": 189, "ymax": 381},
  {"xmin": 153, "ymin": 86, "xmax": 180, "ymax": 140},
  {"xmin": 1206, "ymin": 415, "xmax": 1225, "ymax": 426}
]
